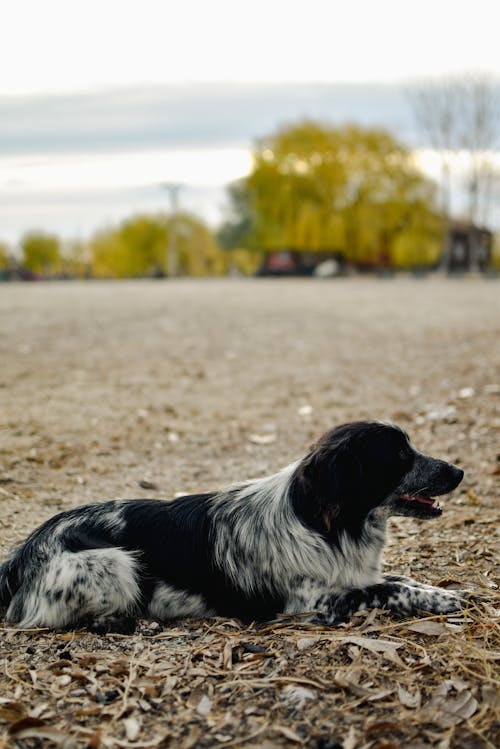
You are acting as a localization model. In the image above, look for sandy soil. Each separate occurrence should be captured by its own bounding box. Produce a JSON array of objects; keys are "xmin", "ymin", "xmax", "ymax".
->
[{"xmin": 0, "ymin": 278, "xmax": 499, "ymax": 748}]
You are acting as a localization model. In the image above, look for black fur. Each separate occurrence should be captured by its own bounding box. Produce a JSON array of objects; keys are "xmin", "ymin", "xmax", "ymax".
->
[{"xmin": 0, "ymin": 421, "xmax": 467, "ymax": 631}]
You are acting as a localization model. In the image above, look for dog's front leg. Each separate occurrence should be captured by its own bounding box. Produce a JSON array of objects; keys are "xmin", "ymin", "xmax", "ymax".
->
[
  {"xmin": 383, "ymin": 574, "xmax": 471, "ymax": 599},
  {"xmin": 314, "ymin": 581, "xmax": 466, "ymax": 623},
  {"xmin": 383, "ymin": 573, "xmax": 440, "ymax": 589}
]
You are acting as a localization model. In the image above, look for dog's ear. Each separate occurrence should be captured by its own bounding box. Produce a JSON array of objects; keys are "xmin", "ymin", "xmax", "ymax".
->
[{"xmin": 291, "ymin": 440, "xmax": 363, "ymax": 535}]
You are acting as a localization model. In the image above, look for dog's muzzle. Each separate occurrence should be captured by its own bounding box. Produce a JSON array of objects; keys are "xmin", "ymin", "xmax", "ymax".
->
[{"xmin": 392, "ymin": 457, "xmax": 464, "ymax": 519}]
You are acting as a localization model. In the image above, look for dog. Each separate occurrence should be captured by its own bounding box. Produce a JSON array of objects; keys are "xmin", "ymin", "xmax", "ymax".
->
[{"xmin": 0, "ymin": 421, "xmax": 467, "ymax": 632}]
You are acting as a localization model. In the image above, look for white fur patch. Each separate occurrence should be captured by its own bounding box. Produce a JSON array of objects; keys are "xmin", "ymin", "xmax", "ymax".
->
[
  {"xmin": 6, "ymin": 548, "xmax": 140, "ymax": 628},
  {"xmin": 148, "ymin": 583, "xmax": 213, "ymax": 620}
]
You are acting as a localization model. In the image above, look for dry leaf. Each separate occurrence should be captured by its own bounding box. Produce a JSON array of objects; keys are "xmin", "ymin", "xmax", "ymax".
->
[
  {"xmin": 123, "ymin": 717, "xmax": 140, "ymax": 741},
  {"xmin": 196, "ymin": 695, "xmax": 213, "ymax": 716},
  {"xmin": 427, "ymin": 682, "xmax": 479, "ymax": 727},
  {"xmin": 343, "ymin": 726, "xmax": 357, "ymax": 749},
  {"xmin": 281, "ymin": 685, "xmax": 315, "ymax": 708},
  {"xmin": 0, "ymin": 701, "xmax": 27, "ymax": 723},
  {"xmin": 340, "ymin": 635, "xmax": 402, "ymax": 654},
  {"xmin": 87, "ymin": 729, "xmax": 103, "ymax": 749},
  {"xmin": 182, "ymin": 725, "xmax": 202, "ymax": 749},
  {"xmin": 339, "ymin": 635, "xmax": 404, "ymax": 664},
  {"xmin": 466, "ymin": 489, "xmax": 482, "ymax": 505},
  {"xmin": 366, "ymin": 720, "xmax": 403, "ymax": 734},
  {"xmin": 296, "ymin": 637, "xmax": 319, "ymax": 651},
  {"xmin": 273, "ymin": 724, "xmax": 304, "ymax": 743},
  {"xmin": 437, "ymin": 690, "xmax": 479, "ymax": 726},
  {"xmin": 406, "ymin": 620, "xmax": 451, "ymax": 636},
  {"xmin": 222, "ymin": 639, "xmax": 233, "ymax": 669},
  {"xmin": 248, "ymin": 433, "xmax": 277, "ymax": 445},
  {"xmin": 481, "ymin": 684, "xmax": 500, "ymax": 708},
  {"xmin": 397, "ymin": 685, "xmax": 421, "ymax": 709},
  {"xmin": 139, "ymin": 479, "xmax": 158, "ymax": 490},
  {"xmin": 8, "ymin": 717, "xmax": 51, "ymax": 735}
]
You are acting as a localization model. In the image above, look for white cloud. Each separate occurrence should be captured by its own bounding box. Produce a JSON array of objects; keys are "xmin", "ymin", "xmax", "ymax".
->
[{"xmin": 0, "ymin": 147, "xmax": 252, "ymax": 191}]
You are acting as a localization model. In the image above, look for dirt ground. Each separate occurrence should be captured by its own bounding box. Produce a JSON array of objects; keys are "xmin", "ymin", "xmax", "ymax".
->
[{"xmin": 0, "ymin": 277, "xmax": 499, "ymax": 749}]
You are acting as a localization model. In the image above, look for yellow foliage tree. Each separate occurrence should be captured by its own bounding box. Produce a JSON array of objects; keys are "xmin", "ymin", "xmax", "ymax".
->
[
  {"xmin": 223, "ymin": 120, "xmax": 443, "ymax": 267},
  {"xmin": 91, "ymin": 213, "xmax": 226, "ymax": 278},
  {"xmin": 172, "ymin": 214, "xmax": 228, "ymax": 276},
  {"xmin": 21, "ymin": 231, "xmax": 62, "ymax": 275},
  {"xmin": 91, "ymin": 215, "xmax": 167, "ymax": 278}
]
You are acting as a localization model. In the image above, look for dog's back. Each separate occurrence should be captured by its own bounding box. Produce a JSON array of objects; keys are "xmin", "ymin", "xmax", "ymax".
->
[{"xmin": 0, "ymin": 494, "xmax": 231, "ymax": 630}]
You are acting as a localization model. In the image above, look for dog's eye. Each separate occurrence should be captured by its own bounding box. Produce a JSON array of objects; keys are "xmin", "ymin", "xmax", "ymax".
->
[{"xmin": 398, "ymin": 449, "xmax": 410, "ymax": 461}]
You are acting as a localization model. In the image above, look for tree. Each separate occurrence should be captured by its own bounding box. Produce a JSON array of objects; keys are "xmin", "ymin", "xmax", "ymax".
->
[
  {"xmin": 410, "ymin": 79, "xmax": 462, "ymax": 226},
  {"xmin": 91, "ymin": 215, "xmax": 168, "ymax": 278},
  {"xmin": 91, "ymin": 212, "xmax": 226, "ymax": 278},
  {"xmin": 0, "ymin": 242, "xmax": 10, "ymax": 270},
  {"xmin": 170, "ymin": 213, "xmax": 227, "ymax": 276},
  {"xmin": 21, "ymin": 231, "xmax": 61, "ymax": 275},
  {"xmin": 459, "ymin": 75, "xmax": 500, "ymax": 228},
  {"xmin": 61, "ymin": 240, "xmax": 92, "ymax": 278},
  {"xmin": 222, "ymin": 120, "xmax": 441, "ymax": 266},
  {"xmin": 218, "ymin": 182, "xmax": 258, "ymax": 251},
  {"xmin": 410, "ymin": 75, "xmax": 500, "ymax": 268}
]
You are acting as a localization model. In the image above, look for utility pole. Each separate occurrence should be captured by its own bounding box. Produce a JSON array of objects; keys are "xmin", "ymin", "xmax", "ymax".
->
[{"xmin": 163, "ymin": 183, "xmax": 182, "ymax": 277}]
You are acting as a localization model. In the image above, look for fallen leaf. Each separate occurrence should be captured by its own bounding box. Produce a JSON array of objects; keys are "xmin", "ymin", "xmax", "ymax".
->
[
  {"xmin": 281, "ymin": 685, "xmax": 316, "ymax": 708},
  {"xmin": 248, "ymin": 434, "xmax": 277, "ymax": 445},
  {"xmin": 397, "ymin": 685, "xmax": 421, "ymax": 709},
  {"xmin": 0, "ymin": 701, "xmax": 27, "ymax": 723},
  {"xmin": 340, "ymin": 635, "xmax": 402, "ymax": 654},
  {"xmin": 273, "ymin": 724, "xmax": 304, "ymax": 743},
  {"xmin": 427, "ymin": 683, "xmax": 479, "ymax": 727},
  {"xmin": 481, "ymin": 684, "xmax": 500, "ymax": 708},
  {"xmin": 87, "ymin": 728, "xmax": 103, "ymax": 749},
  {"xmin": 466, "ymin": 489, "xmax": 481, "ymax": 505},
  {"xmin": 366, "ymin": 720, "xmax": 403, "ymax": 734},
  {"xmin": 343, "ymin": 726, "xmax": 357, "ymax": 749},
  {"xmin": 442, "ymin": 691, "xmax": 478, "ymax": 723},
  {"xmin": 123, "ymin": 717, "xmax": 140, "ymax": 741},
  {"xmin": 182, "ymin": 726, "xmax": 202, "ymax": 749},
  {"xmin": 222, "ymin": 639, "xmax": 233, "ymax": 669},
  {"xmin": 8, "ymin": 717, "xmax": 55, "ymax": 737},
  {"xmin": 339, "ymin": 635, "xmax": 404, "ymax": 663},
  {"xmin": 296, "ymin": 637, "xmax": 319, "ymax": 651},
  {"xmin": 213, "ymin": 733, "xmax": 234, "ymax": 743},
  {"xmin": 139, "ymin": 479, "xmax": 158, "ymax": 490},
  {"xmin": 406, "ymin": 620, "xmax": 450, "ymax": 636},
  {"xmin": 196, "ymin": 695, "xmax": 212, "ymax": 716}
]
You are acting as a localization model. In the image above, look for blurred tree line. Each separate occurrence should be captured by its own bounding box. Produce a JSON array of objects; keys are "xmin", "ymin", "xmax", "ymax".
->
[
  {"xmin": 1, "ymin": 119, "xmax": 498, "ymax": 279},
  {"xmin": 3, "ymin": 213, "xmax": 262, "ymax": 279}
]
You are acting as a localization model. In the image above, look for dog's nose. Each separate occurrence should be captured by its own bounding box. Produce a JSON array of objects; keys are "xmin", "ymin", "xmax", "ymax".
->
[{"xmin": 451, "ymin": 465, "xmax": 464, "ymax": 488}]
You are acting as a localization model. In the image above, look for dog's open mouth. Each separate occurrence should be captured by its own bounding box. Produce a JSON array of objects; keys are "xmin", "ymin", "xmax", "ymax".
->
[{"xmin": 396, "ymin": 493, "xmax": 443, "ymax": 518}]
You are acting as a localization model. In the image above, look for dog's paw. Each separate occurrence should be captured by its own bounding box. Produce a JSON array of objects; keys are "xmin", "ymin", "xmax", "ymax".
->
[{"xmin": 420, "ymin": 591, "xmax": 467, "ymax": 615}]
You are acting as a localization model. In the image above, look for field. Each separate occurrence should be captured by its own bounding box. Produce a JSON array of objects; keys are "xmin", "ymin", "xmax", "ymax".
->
[{"xmin": 0, "ymin": 277, "xmax": 499, "ymax": 749}]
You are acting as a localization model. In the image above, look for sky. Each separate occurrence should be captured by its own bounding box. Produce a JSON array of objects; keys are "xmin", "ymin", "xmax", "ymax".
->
[
  {"xmin": 1, "ymin": 0, "xmax": 499, "ymax": 242},
  {"xmin": 4, "ymin": 1, "xmax": 500, "ymax": 94}
]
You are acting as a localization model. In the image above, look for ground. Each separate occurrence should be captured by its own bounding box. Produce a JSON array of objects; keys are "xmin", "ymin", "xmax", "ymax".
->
[{"xmin": 0, "ymin": 277, "xmax": 498, "ymax": 749}]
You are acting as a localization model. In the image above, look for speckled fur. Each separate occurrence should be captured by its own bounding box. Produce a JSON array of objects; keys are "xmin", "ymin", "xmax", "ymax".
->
[{"xmin": 0, "ymin": 421, "xmax": 467, "ymax": 632}]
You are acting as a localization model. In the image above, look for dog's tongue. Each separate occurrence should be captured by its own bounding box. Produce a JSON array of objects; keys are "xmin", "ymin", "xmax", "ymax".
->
[{"xmin": 400, "ymin": 493, "xmax": 435, "ymax": 506}]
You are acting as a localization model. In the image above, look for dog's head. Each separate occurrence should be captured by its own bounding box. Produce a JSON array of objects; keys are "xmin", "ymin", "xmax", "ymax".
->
[{"xmin": 291, "ymin": 421, "xmax": 464, "ymax": 536}]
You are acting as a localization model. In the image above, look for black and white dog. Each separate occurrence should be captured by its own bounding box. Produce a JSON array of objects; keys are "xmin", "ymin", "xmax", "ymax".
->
[{"xmin": 0, "ymin": 421, "xmax": 467, "ymax": 632}]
